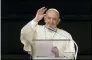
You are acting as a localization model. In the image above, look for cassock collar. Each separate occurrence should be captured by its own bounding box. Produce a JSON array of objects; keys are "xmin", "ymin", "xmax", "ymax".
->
[{"xmin": 44, "ymin": 25, "xmax": 57, "ymax": 32}]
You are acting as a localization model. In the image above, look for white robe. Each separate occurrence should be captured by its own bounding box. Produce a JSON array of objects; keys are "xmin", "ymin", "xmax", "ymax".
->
[{"xmin": 20, "ymin": 19, "xmax": 75, "ymax": 59}]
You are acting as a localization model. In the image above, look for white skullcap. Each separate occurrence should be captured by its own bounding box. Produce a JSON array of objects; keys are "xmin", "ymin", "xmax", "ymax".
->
[{"xmin": 47, "ymin": 8, "xmax": 60, "ymax": 15}]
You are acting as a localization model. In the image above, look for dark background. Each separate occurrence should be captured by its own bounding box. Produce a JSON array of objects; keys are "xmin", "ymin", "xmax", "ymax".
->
[{"xmin": 1, "ymin": 0, "xmax": 92, "ymax": 59}]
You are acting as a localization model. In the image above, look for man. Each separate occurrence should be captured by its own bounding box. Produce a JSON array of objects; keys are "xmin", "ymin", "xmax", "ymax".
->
[{"xmin": 20, "ymin": 7, "xmax": 76, "ymax": 59}]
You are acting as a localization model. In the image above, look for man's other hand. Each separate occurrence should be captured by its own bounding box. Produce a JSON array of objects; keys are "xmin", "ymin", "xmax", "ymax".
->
[{"xmin": 51, "ymin": 47, "xmax": 59, "ymax": 57}]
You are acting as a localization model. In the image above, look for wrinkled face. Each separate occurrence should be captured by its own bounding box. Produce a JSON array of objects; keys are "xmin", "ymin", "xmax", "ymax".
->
[{"xmin": 44, "ymin": 10, "xmax": 60, "ymax": 29}]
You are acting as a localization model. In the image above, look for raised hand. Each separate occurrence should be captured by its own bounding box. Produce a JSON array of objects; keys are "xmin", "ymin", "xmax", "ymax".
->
[{"xmin": 34, "ymin": 7, "xmax": 47, "ymax": 22}]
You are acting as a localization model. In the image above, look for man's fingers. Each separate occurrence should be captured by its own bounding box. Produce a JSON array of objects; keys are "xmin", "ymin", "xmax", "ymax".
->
[
  {"xmin": 38, "ymin": 7, "xmax": 45, "ymax": 12},
  {"xmin": 40, "ymin": 7, "xmax": 45, "ymax": 10},
  {"xmin": 42, "ymin": 8, "xmax": 47, "ymax": 12},
  {"xmin": 51, "ymin": 47, "xmax": 59, "ymax": 53},
  {"xmin": 51, "ymin": 47, "xmax": 59, "ymax": 57},
  {"xmin": 39, "ymin": 7, "xmax": 45, "ymax": 11},
  {"xmin": 38, "ymin": 7, "xmax": 47, "ymax": 13},
  {"xmin": 40, "ymin": 8, "xmax": 47, "ymax": 14}
]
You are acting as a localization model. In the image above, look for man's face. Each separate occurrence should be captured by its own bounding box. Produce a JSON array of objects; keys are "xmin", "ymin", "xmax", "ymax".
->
[{"xmin": 44, "ymin": 10, "xmax": 60, "ymax": 29}]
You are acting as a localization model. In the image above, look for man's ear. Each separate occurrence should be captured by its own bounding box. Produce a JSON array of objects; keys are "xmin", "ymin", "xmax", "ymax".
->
[
  {"xmin": 59, "ymin": 19, "xmax": 61, "ymax": 22},
  {"xmin": 43, "ymin": 15, "xmax": 46, "ymax": 20},
  {"xmin": 43, "ymin": 15, "xmax": 46, "ymax": 23},
  {"xmin": 57, "ymin": 18, "xmax": 61, "ymax": 25}
]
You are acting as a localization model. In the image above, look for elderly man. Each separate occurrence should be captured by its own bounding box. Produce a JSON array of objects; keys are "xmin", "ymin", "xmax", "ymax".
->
[{"xmin": 20, "ymin": 7, "xmax": 77, "ymax": 59}]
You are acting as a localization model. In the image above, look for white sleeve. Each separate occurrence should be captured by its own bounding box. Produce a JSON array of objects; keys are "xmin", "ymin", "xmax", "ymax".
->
[
  {"xmin": 56, "ymin": 34, "xmax": 75, "ymax": 59},
  {"xmin": 20, "ymin": 19, "xmax": 38, "ymax": 55},
  {"xmin": 60, "ymin": 35, "xmax": 75, "ymax": 59},
  {"xmin": 22, "ymin": 19, "xmax": 38, "ymax": 30},
  {"xmin": 62, "ymin": 41, "xmax": 75, "ymax": 59}
]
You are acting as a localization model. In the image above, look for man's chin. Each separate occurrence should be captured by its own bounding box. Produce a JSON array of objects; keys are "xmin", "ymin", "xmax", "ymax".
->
[
  {"xmin": 49, "ymin": 26, "xmax": 55, "ymax": 29},
  {"xmin": 46, "ymin": 24, "xmax": 55, "ymax": 29}
]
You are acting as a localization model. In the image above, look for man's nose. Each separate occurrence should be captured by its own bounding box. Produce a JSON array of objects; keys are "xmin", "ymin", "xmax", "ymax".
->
[{"xmin": 50, "ymin": 18, "xmax": 53, "ymax": 23}]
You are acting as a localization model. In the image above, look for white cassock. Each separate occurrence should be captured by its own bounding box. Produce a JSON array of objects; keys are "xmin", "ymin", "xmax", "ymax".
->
[{"xmin": 20, "ymin": 19, "xmax": 75, "ymax": 59}]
